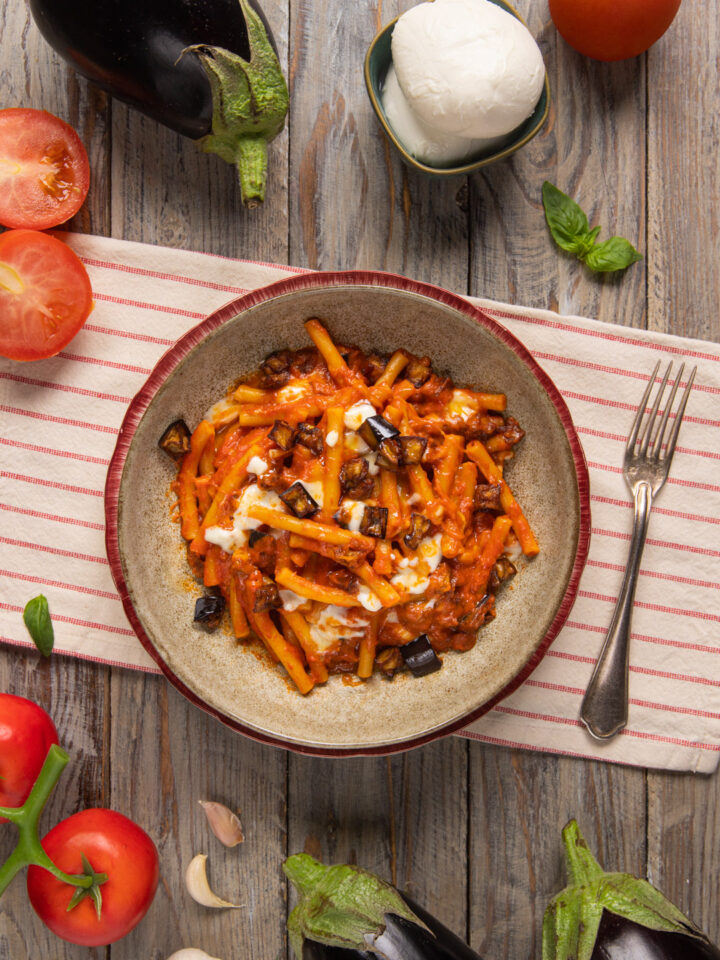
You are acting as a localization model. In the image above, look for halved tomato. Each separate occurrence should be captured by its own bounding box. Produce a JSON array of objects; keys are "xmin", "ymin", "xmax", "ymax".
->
[
  {"xmin": 0, "ymin": 108, "xmax": 90, "ymax": 230},
  {"xmin": 0, "ymin": 230, "xmax": 93, "ymax": 361}
]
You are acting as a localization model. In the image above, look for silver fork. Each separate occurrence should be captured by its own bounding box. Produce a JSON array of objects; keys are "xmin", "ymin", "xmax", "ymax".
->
[{"xmin": 580, "ymin": 360, "xmax": 697, "ymax": 740}]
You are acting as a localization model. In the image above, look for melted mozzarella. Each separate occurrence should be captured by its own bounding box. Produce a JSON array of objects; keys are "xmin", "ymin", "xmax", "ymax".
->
[
  {"xmin": 326, "ymin": 429, "xmax": 339, "ymax": 448},
  {"xmin": 356, "ymin": 585, "xmax": 383, "ymax": 612},
  {"xmin": 448, "ymin": 389, "xmax": 479, "ymax": 421},
  {"xmin": 279, "ymin": 589, "xmax": 308, "ymax": 612},
  {"xmin": 390, "ymin": 533, "xmax": 443, "ymax": 595},
  {"xmin": 344, "ymin": 401, "xmax": 376, "ymax": 431},
  {"xmin": 340, "ymin": 499, "xmax": 366, "ymax": 533},
  {"xmin": 344, "ymin": 431, "xmax": 371, "ymax": 454},
  {"xmin": 247, "ymin": 456, "xmax": 269, "ymax": 475},
  {"xmin": 277, "ymin": 381, "xmax": 310, "ymax": 402},
  {"xmin": 204, "ymin": 483, "xmax": 284, "ymax": 554},
  {"xmin": 306, "ymin": 604, "xmax": 368, "ymax": 652}
]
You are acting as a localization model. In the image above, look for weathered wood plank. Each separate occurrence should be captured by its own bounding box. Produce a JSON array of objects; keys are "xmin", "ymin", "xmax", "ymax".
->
[
  {"xmin": 108, "ymin": 678, "xmax": 288, "ymax": 960},
  {"xmin": 470, "ymin": 2, "xmax": 646, "ymax": 326},
  {"xmin": 469, "ymin": 747, "xmax": 646, "ymax": 958}
]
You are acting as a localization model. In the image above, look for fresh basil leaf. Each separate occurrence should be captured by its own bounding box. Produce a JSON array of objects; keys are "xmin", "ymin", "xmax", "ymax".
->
[
  {"xmin": 584, "ymin": 236, "xmax": 643, "ymax": 273},
  {"xmin": 542, "ymin": 181, "xmax": 590, "ymax": 253},
  {"xmin": 23, "ymin": 594, "xmax": 54, "ymax": 656}
]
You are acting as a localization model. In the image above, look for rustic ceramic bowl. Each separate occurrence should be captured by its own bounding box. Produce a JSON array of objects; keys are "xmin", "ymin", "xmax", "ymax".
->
[
  {"xmin": 364, "ymin": 0, "xmax": 550, "ymax": 177},
  {"xmin": 105, "ymin": 272, "xmax": 590, "ymax": 756}
]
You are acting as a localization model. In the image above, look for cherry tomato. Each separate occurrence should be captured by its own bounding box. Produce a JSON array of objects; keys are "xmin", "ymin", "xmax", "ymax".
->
[
  {"xmin": 0, "ymin": 108, "xmax": 90, "ymax": 230},
  {"xmin": 26, "ymin": 809, "xmax": 160, "ymax": 946},
  {"xmin": 549, "ymin": 0, "xmax": 682, "ymax": 61},
  {"xmin": 0, "ymin": 694, "xmax": 58, "ymax": 819},
  {"xmin": 0, "ymin": 229, "xmax": 93, "ymax": 362}
]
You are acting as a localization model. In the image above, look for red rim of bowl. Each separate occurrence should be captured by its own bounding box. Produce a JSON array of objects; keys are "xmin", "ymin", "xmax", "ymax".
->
[{"xmin": 105, "ymin": 269, "xmax": 591, "ymax": 757}]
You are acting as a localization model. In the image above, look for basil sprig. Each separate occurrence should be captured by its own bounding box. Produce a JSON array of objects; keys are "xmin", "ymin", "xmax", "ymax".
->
[
  {"xmin": 542, "ymin": 182, "xmax": 642, "ymax": 274},
  {"xmin": 23, "ymin": 594, "xmax": 54, "ymax": 657}
]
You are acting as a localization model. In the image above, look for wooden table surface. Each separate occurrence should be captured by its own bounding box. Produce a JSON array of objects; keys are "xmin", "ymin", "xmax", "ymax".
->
[{"xmin": 2, "ymin": 1, "xmax": 719, "ymax": 958}]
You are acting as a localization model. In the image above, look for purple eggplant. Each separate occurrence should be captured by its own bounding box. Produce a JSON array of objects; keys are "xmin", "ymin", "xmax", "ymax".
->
[
  {"xmin": 544, "ymin": 821, "xmax": 720, "ymax": 960},
  {"xmin": 283, "ymin": 854, "xmax": 484, "ymax": 960},
  {"xmin": 28, "ymin": 0, "xmax": 288, "ymax": 206}
]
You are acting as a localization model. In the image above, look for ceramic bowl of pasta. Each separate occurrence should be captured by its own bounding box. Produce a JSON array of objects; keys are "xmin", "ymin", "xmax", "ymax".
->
[{"xmin": 106, "ymin": 271, "xmax": 590, "ymax": 756}]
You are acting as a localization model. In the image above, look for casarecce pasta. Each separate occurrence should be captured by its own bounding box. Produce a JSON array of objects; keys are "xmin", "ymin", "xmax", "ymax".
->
[{"xmin": 164, "ymin": 319, "xmax": 538, "ymax": 694}]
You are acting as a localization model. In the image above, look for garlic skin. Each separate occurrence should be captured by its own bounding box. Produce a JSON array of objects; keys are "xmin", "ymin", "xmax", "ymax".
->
[
  {"xmin": 184, "ymin": 854, "xmax": 243, "ymax": 909},
  {"xmin": 167, "ymin": 950, "xmax": 223, "ymax": 960},
  {"xmin": 392, "ymin": 0, "xmax": 545, "ymax": 139},
  {"xmin": 199, "ymin": 801, "xmax": 244, "ymax": 848}
]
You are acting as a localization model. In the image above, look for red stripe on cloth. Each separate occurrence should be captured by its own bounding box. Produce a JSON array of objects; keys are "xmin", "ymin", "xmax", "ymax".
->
[
  {"xmin": 0, "ymin": 404, "xmax": 118, "ymax": 435},
  {"xmin": 0, "ymin": 437, "xmax": 110, "ymax": 466},
  {"xmin": 592, "ymin": 526, "xmax": 720, "ymax": 558},
  {"xmin": 0, "ymin": 570, "xmax": 119, "ymax": 600},
  {"xmin": 564, "ymin": 619, "xmax": 720, "ymax": 654},
  {"xmin": 493, "ymin": 705, "xmax": 720, "ymax": 751},
  {"xmin": 530, "ymin": 350, "xmax": 720, "ymax": 396},
  {"xmin": 0, "ymin": 603, "xmax": 133, "ymax": 636},
  {"xmin": 93, "ymin": 290, "xmax": 205, "ymax": 320},
  {"xmin": 0, "ymin": 471, "xmax": 104, "ymax": 498},
  {"xmin": 587, "ymin": 458, "xmax": 720, "ymax": 492},
  {"xmin": 0, "ymin": 537, "xmax": 108, "ymax": 565},
  {"xmin": 0, "ymin": 634, "xmax": 162, "ymax": 674},
  {"xmin": 488, "ymin": 309, "xmax": 720, "ymax": 365},
  {"xmin": 526, "ymin": 679, "xmax": 720, "ymax": 720},
  {"xmin": 548, "ymin": 649, "xmax": 720, "ymax": 686},
  {"xmin": 0, "ymin": 371, "xmax": 132, "ymax": 404},
  {"xmin": 563, "ymin": 390, "xmax": 718, "ymax": 429},
  {"xmin": 81, "ymin": 255, "xmax": 251, "ymax": 295},
  {"xmin": 57, "ymin": 350, "xmax": 153, "ymax": 375},
  {"xmin": 579, "ymin": 589, "xmax": 720, "ymax": 622},
  {"xmin": 585, "ymin": 558, "xmax": 720, "ymax": 590},
  {"xmin": 84, "ymin": 322, "xmax": 175, "ymax": 346},
  {"xmin": 591, "ymin": 493, "xmax": 720, "ymax": 525},
  {"xmin": 0, "ymin": 503, "xmax": 104, "ymax": 531}
]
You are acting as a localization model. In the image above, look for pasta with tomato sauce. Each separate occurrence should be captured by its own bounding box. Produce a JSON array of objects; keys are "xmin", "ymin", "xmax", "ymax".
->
[{"xmin": 164, "ymin": 318, "xmax": 538, "ymax": 695}]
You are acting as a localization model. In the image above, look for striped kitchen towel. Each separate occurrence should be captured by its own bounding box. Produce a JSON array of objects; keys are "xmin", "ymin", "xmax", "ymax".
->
[{"xmin": 1, "ymin": 234, "xmax": 718, "ymax": 772}]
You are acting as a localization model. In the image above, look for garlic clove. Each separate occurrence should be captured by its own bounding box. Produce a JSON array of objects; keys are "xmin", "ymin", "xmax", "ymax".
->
[
  {"xmin": 184, "ymin": 854, "xmax": 243, "ymax": 909},
  {"xmin": 167, "ymin": 950, "xmax": 223, "ymax": 960},
  {"xmin": 199, "ymin": 800, "xmax": 244, "ymax": 847}
]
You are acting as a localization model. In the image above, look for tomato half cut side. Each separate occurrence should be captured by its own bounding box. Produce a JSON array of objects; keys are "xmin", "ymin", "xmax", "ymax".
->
[
  {"xmin": 0, "ymin": 108, "xmax": 90, "ymax": 230},
  {"xmin": 0, "ymin": 229, "xmax": 93, "ymax": 361}
]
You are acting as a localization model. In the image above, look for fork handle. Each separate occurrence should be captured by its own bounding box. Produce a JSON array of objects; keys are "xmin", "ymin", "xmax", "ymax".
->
[{"xmin": 580, "ymin": 481, "xmax": 653, "ymax": 740}]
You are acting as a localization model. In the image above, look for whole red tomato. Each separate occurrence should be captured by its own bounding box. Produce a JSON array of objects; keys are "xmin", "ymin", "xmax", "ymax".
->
[
  {"xmin": 26, "ymin": 809, "xmax": 159, "ymax": 946},
  {"xmin": 549, "ymin": 0, "xmax": 682, "ymax": 61},
  {"xmin": 0, "ymin": 694, "xmax": 58, "ymax": 818}
]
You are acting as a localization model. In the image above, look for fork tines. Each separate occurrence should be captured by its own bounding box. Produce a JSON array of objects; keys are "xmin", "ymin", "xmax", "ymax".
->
[{"xmin": 627, "ymin": 361, "xmax": 697, "ymax": 461}]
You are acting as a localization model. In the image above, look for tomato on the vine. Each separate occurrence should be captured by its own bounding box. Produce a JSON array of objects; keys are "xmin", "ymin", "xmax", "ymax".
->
[
  {"xmin": 0, "ymin": 229, "xmax": 93, "ymax": 361},
  {"xmin": 549, "ymin": 0, "xmax": 682, "ymax": 61},
  {"xmin": 26, "ymin": 809, "xmax": 159, "ymax": 946},
  {"xmin": 0, "ymin": 108, "xmax": 90, "ymax": 230},
  {"xmin": 0, "ymin": 694, "xmax": 58, "ymax": 818}
]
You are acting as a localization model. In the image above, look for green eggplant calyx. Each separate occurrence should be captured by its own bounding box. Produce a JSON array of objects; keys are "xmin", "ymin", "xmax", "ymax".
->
[
  {"xmin": 283, "ymin": 853, "xmax": 427, "ymax": 959},
  {"xmin": 542, "ymin": 820, "xmax": 707, "ymax": 960},
  {"xmin": 183, "ymin": 0, "xmax": 289, "ymax": 207}
]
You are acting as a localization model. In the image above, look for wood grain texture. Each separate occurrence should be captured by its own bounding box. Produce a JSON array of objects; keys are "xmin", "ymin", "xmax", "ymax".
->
[{"xmin": 1, "ymin": 0, "xmax": 720, "ymax": 958}]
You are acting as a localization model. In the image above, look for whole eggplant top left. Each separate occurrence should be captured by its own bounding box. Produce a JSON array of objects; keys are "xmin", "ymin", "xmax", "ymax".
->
[{"xmin": 28, "ymin": 0, "xmax": 274, "ymax": 139}]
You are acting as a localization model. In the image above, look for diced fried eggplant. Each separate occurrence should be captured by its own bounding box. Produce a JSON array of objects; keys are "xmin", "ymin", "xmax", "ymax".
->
[
  {"xmin": 193, "ymin": 594, "xmax": 225, "ymax": 630},
  {"xmin": 253, "ymin": 576, "xmax": 282, "ymax": 613},
  {"xmin": 359, "ymin": 505, "xmax": 388, "ymax": 539},
  {"xmin": 262, "ymin": 350, "xmax": 291, "ymax": 374},
  {"xmin": 280, "ymin": 481, "xmax": 320, "ymax": 518},
  {"xmin": 404, "ymin": 513, "xmax": 431, "ymax": 550},
  {"xmin": 488, "ymin": 557, "xmax": 517, "ymax": 592},
  {"xmin": 248, "ymin": 530, "xmax": 267, "ymax": 548},
  {"xmin": 376, "ymin": 647, "xmax": 401, "ymax": 677},
  {"xmin": 500, "ymin": 416, "xmax": 525, "ymax": 447},
  {"xmin": 248, "ymin": 532, "xmax": 277, "ymax": 575},
  {"xmin": 327, "ymin": 568, "xmax": 357, "ymax": 592},
  {"xmin": 362, "ymin": 353, "xmax": 386, "ymax": 382},
  {"xmin": 269, "ymin": 419, "xmax": 296, "ymax": 450},
  {"xmin": 398, "ymin": 435, "xmax": 427, "ymax": 465},
  {"xmin": 458, "ymin": 594, "xmax": 496, "ymax": 631},
  {"xmin": 376, "ymin": 437, "xmax": 403, "ymax": 471},
  {"xmin": 158, "ymin": 419, "xmax": 191, "ymax": 460},
  {"xmin": 475, "ymin": 414, "xmax": 506, "ymax": 439},
  {"xmin": 400, "ymin": 634, "xmax": 442, "ymax": 676},
  {"xmin": 474, "ymin": 483, "xmax": 503, "ymax": 512},
  {"xmin": 340, "ymin": 458, "xmax": 374, "ymax": 499},
  {"xmin": 405, "ymin": 356, "xmax": 432, "ymax": 387},
  {"xmin": 358, "ymin": 415, "xmax": 399, "ymax": 450},
  {"xmin": 295, "ymin": 423, "xmax": 323, "ymax": 455}
]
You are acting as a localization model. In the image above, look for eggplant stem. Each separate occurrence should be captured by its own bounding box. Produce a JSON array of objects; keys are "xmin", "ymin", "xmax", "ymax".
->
[
  {"xmin": 236, "ymin": 137, "xmax": 268, "ymax": 208},
  {"xmin": 561, "ymin": 820, "xmax": 604, "ymax": 887}
]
